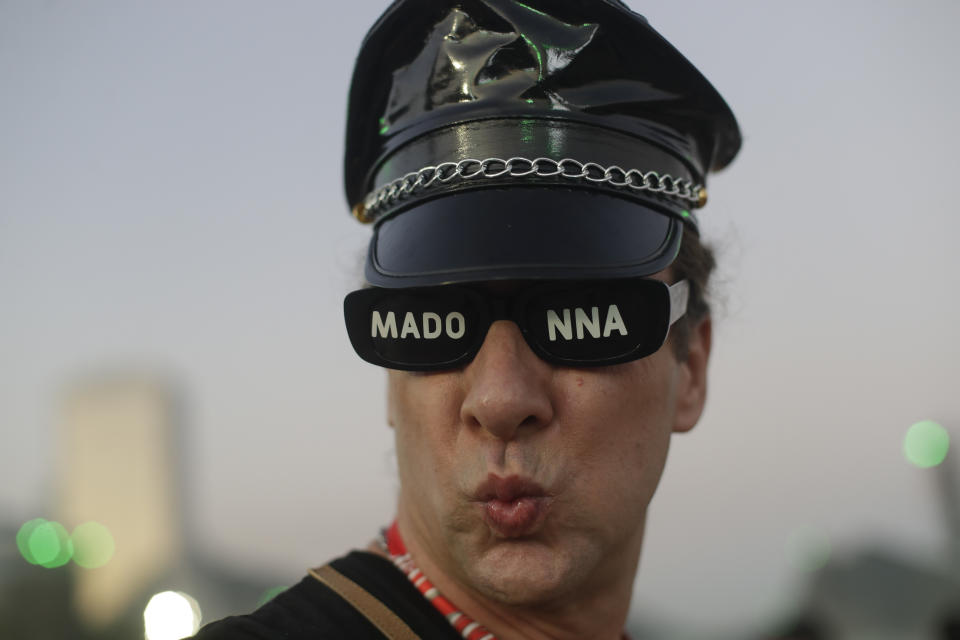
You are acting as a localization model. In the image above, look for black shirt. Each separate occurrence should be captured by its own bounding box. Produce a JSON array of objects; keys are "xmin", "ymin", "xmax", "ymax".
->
[{"xmin": 191, "ymin": 551, "xmax": 462, "ymax": 639}]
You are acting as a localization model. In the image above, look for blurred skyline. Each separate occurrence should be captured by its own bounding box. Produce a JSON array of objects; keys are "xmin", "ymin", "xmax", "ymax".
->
[{"xmin": 2, "ymin": 0, "xmax": 959, "ymax": 635}]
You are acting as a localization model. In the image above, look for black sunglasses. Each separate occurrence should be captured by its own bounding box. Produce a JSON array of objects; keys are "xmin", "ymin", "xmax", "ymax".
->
[{"xmin": 343, "ymin": 279, "xmax": 689, "ymax": 371}]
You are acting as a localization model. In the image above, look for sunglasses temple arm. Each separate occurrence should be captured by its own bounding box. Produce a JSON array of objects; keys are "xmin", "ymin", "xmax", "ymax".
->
[{"xmin": 668, "ymin": 280, "xmax": 690, "ymax": 326}]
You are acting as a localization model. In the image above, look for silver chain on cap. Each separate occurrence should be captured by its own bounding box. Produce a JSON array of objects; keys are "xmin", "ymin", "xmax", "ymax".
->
[{"xmin": 354, "ymin": 156, "xmax": 707, "ymax": 223}]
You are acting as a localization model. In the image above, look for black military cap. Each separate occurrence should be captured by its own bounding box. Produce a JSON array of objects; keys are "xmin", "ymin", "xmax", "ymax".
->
[{"xmin": 345, "ymin": 0, "xmax": 740, "ymax": 288}]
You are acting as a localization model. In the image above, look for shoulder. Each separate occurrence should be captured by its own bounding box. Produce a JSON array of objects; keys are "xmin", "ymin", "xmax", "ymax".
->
[
  {"xmin": 189, "ymin": 551, "xmax": 458, "ymax": 639},
  {"xmin": 189, "ymin": 571, "xmax": 363, "ymax": 639}
]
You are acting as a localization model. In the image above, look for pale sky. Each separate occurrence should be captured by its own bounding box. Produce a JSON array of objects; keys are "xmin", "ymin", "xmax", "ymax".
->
[{"xmin": 2, "ymin": 0, "xmax": 959, "ymax": 635}]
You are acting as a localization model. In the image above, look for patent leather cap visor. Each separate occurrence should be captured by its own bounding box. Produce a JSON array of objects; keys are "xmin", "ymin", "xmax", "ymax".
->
[{"xmin": 366, "ymin": 188, "xmax": 682, "ymax": 288}]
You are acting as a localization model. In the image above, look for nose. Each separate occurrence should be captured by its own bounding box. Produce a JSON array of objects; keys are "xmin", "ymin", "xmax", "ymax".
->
[{"xmin": 460, "ymin": 320, "xmax": 555, "ymax": 441}]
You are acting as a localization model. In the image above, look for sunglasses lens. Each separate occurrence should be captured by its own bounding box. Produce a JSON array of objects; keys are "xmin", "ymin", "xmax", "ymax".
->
[
  {"xmin": 344, "ymin": 288, "xmax": 485, "ymax": 370},
  {"xmin": 523, "ymin": 281, "xmax": 670, "ymax": 365}
]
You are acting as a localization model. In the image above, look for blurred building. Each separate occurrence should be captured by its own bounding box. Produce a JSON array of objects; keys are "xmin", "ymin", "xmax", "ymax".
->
[
  {"xmin": 770, "ymin": 444, "xmax": 960, "ymax": 640},
  {"xmin": 2, "ymin": 372, "xmax": 279, "ymax": 639},
  {"xmin": 59, "ymin": 374, "xmax": 183, "ymax": 628}
]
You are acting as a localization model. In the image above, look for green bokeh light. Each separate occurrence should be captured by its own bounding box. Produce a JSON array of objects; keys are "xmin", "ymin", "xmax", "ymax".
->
[
  {"xmin": 29, "ymin": 521, "xmax": 73, "ymax": 568},
  {"xmin": 904, "ymin": 420, "xmax": 950, "ymax": 468},
  {"xmin": 17, "ymin": 518, "xmax": 48, "ymax": 565},
  {"xmin": 71, "ymin": 522, "xmax": 116, "ymax": 569},
  {"xmin": 257, "ymin": 586, "xmax": 289, "ymax": 607}
]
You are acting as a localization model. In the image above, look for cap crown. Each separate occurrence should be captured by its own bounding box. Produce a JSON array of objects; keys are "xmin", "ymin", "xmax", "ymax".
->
[{"xmin": 344, "ymin": 0, "xmax": 740, "ymax": 209}]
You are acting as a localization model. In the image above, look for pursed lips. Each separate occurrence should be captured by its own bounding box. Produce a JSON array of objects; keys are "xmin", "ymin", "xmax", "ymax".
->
[{"xmin": 472, "ymin": 474, "xmax": 553, "ymax": 538}]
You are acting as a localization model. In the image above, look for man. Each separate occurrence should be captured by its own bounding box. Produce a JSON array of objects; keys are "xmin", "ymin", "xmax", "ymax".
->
[{"xmin": 194, "ymin": 0, "xmax": 739, "ymax": 637}]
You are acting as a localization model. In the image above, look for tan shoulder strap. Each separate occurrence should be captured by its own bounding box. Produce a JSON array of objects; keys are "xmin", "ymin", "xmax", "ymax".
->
[{"xmin": 309, "ymin": 564, "xmax": 421, "ymax": 640}]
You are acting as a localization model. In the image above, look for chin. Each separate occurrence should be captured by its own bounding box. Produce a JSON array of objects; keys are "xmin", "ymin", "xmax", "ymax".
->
[{"xmin": 468, "ymin": 538, "xmax": 593, "ymax": 607}]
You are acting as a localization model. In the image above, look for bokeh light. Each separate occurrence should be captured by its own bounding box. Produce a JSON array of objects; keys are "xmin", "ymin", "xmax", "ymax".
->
[
  {"xmin": 786, "ymin": 527, "xmax": 831, "ymax": 572},
  {"xmin": 19, "ymin": 519, "xmax": 74, "ymax": 568},
  {"xmin": 16, "ymin": 518, "xmax": 48, "ymax": 565},
  {"xmin": 33, "ymin": 521, "xmax": 74, "ymax": 568},
  {"xmin": 257, "ymin": 585, "xmax": 289, "ymax": 607},
  {"xmin": 144, "ymin": 591, "xmax": 202, "ymax": 640},
  {"xmin": 904, "ymin": 420, "xmax": 950, "ymax": 468},
  {"xmin": 71, "ymin": 521, "xmax": 116, "ymax": 569}
]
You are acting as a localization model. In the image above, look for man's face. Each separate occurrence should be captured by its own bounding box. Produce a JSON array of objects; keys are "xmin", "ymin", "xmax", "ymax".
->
[{"xmin": 387, "ymin": 274, "xmax": 711, "ymax": 607}]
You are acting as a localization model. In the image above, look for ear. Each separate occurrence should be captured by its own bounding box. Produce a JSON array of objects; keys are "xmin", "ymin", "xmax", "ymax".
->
[{"xmin": 673, "ymin": 315, "xmax": 712, "ymax": 433}]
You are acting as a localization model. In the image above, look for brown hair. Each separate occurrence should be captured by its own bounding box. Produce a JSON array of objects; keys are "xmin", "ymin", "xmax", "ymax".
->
[{"xmin": 668, "ymin": 231, "xmax": 716, "ymax": 361}]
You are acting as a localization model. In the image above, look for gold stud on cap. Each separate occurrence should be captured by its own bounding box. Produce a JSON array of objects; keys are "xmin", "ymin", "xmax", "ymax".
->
[
  {"xmin": 352, "ymin": 202, "xmax": 373, "ymax": 224},
  {"xmin": 697, "ymin": 187, "xmax": 708, "ymax": 208}
]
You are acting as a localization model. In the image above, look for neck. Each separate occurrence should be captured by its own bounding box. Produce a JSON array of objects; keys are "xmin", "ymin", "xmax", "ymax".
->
[{"xmin": 393, "ymin": 507, "xmax": 642, "ymax": 640}]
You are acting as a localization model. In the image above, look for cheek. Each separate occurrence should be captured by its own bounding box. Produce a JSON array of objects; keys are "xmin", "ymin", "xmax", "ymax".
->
[
  {"xmin": 388, "ymin": 372, "xmax": 464, "ymax": 497},
  {"xmin": 558, "ymin": 359, "xmax": 677, "ymax": 503}
]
